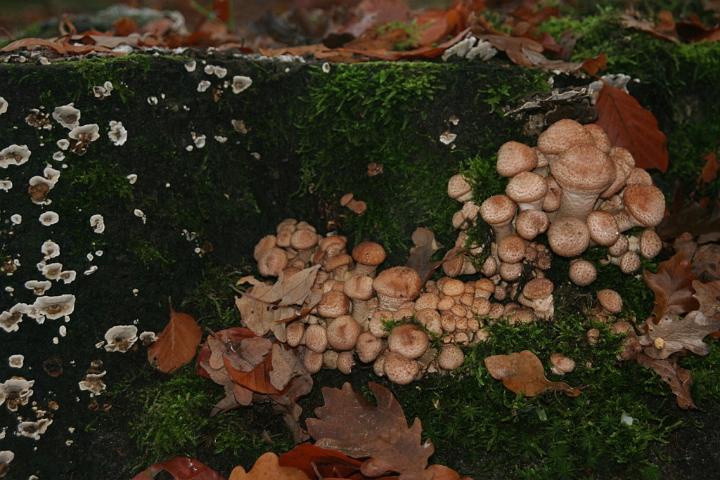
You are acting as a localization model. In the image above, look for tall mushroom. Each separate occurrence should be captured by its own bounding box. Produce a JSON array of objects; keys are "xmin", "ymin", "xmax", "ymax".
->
[{"xmin": 373, "ymin": 266, "xmax": 422, "ymax": 311}]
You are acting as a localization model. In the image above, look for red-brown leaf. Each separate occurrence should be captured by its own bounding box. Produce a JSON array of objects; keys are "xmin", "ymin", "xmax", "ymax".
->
[
  {"xmin": 484, "ymin": 350, "xmax": 581, "ymax": 397},
  {"xmin": 132, "ymin": 457, "xmax": 224, "ymax": 480},
  {"xmin": 224, "ymin": 351, "xmax": 281, "ymax": 395},
  {"xmin": 643, "ymin": 252, "xmax": 699, "ymax": 320},
  {"xmin": 700, "ymin": 152, "xmax": 719, "ymax": 184},
  {"xmin": 581, "ymin": 52, "xmax": 607, "ymax": 76},
  {"xmin": 148, "ymin": 308, "xmax": 202, "ymax": 373},
  {"xmin": 278, "ymin": 444, "xmax": 363, "ymax": 479},
  {"xmin": 595, "ymin": 84, "xmax": 669, "ymax": 172}
]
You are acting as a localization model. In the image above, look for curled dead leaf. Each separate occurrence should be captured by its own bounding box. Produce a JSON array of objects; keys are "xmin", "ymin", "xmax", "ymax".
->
[
  {"xmin": 643, "ymin": 252, "xmax": 699, "ymax": 320},
  {"xmin": 484, "ymin": 350, "xmax": 581, "ymax": 397},
  {"xmin": 230, "ymin": 452, "xmax": 310, "ymax": 480},
  {"xmin": 148, "ymin": 307, "xmax": 202, "ymax": 374}
]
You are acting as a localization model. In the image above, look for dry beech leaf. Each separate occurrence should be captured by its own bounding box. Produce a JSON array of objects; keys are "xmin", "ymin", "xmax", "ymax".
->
[
  {"xmin": 132, "ymin": 456, "xmax": 224, "ymax": 480},
  {"xmin": 148, "ymin": 307, "xmax": 202, "ymax": 373},
  {"xmin": 693, "ymin": 280, "xmax": 720, "ymax": 318},
  {"xmin": 700, "ymin": 152, "xmax": 720, "ymax": 185},
  {"xmin": 407, "ymin": 227, "xmax": 442, "ymax": 283},
  {"xmin": 635, "ymin": 353, "xmax": 696, "ymax": 409},
  {"xmin": 581, "ymin": 52, "xmax": 607, "ymax": 75},
  {"xmin": 223, "ymin": 349, "xmax": 280, "ymax": 395},
  {"xmin": 644, "ymin": 252, "xmax": 699, "ymax": 320},
  {"xmin": 307, "ymin": 382, "xmax": 435, "ymax": 480},
  {"xmin": 484, "ymin": 350, "xmax": 581, "ymax": 397},
  {"xmin": 229, "ymin": 452, "xmax": 310, "ymax": 480},
  {"xmin": 640, "ymin": 311, "xmax": 720, "ymax": 359},
  {"xmin": 596, "ymin": 84, "xmax": 669, "ymax": 172}
]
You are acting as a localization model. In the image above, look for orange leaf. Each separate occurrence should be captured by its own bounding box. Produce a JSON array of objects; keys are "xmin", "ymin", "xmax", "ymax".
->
[
  {"xmin": 279, "ymin": 444, "xmax": 363, "ymax": 479},
  {"xmin": 595, "ymin": 84, "xmax": 669, "ymax": 172},
  {"xmin": 700, "ymin": 152, "xmax": 719, "ymax": 184},
  {"xmin": 581, "ymin": 52, "xmax": 607, "ymax": 76},
  {"xmin": 484, "ymin": 350, "xmax": 581, "ymax": 397},
  {"xmin": 230, "ymin": 452, "xmax": 309, "ymax": 480},
  {"xmin": 148, "ymin": 307, "xmax": 202, "ymax": 373},
  {"xmin": 643, "ymin": 252, "xmax": 699, "ymax": 320},
  {"xmin": 132, "ymin": 457, "xmax": 224, "ymax": 480},
  {"xmin": 113, "ymin": 17, "xmax": 139, "ymax": 36},
  {"xmin": 213, "ymin": 0, "xmax": 231, "ymax": 24},
  {"xmin": 224, "ymin": 351, "xmax": 280, "ymax": 395}
]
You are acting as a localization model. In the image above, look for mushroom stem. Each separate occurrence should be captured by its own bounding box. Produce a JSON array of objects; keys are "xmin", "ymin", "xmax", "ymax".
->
[{"xmin": 554, "ymin": 189, "xmax": 600, "ymax": 220}]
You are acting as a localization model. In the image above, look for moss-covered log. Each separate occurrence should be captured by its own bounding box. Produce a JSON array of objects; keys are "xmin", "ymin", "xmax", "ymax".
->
[{"xmin": 1, "ymin": 9, "xmax": 720, "ymax": 478}]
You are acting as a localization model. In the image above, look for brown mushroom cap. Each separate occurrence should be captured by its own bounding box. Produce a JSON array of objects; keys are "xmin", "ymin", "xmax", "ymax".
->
[
  {"xmin": 497, "ymin": 235, "xmax": 527, "ymax": 263},
  {"xmin": 550, "ymin": 353, "xmax": 576, "ymax": 375},
  {"xmin": 551, "ymin": 144, "xmax": 615, "ymax": 194},
  {"xmin": 622, "ymin": 184, "xmax": 666, "ymax": 228},
  {"xmin": 586, "ymin": 211, "xmax": 620, "ymax": 247},
  {"xmin": 437, "ymin": 344, "xmax": 465, "ymax": 370},
  {"xmin": 522, "ymin": 278, "xmax": 554, "ymax": 299},
  {"xmin": 568, "ymin": 259, "xmax": 597, "ymax": 286},
  {"xmin": 602, "ymin": 147, "xmax": 635, "ymax": 198},
  {"xmin": 286, "ymin": 322, "xmax": 305, "ymax": 347},
  {"xmin": 351, "ymin": 241, "xmax": 386, "ymax": 267},
  {"xmin": 317, "ymin": 290, "xmax": 350, "ymax": 318},
  {"xmin": 303, "ymin": 350, "xmax": 323, "ymax": 373},
  {"xmin": 625, "ymin": 167, "xmax": 653, "ymax": 186},
  {"xmin": 542, "ymin": 176, "xmax": 562, "ymax": 212},
  {"xmin": 340, "ymin": 192, "xmax": 354, "ymax": 206},
  {"xmin": 337, "ymin": 351, "xmax": 354, "ymax": 374},
  {"xmin": 447, "ymin": 174, "xmax": 473, "ymax": 202},
  {"xmin": 253, "ymin": 235, "xmax": 277, "ymax": 262},
  {"xmin": 318, "ymin": 235, "xmax": 347, "ymax": 257},
  {"xmin": 303, "ymin": 324, "xmax": 328, "ymax": 353},
  {"xmin": 505, "ymin": 171, "xmax": 548, "ymax": 205},
  {"xmin": 516, "ymin": 210, "xmax": 550, "ymax": 241},
  {"xmin": 496, "ymin": 141, "xmax": 538, "ymax": 177},
  {"xmin": 384, "ymin": 351, "xmax": 420, "ymax": 385},
  {"xmin": 373, "ymin": 266, "xmax": 422, "ymax": 309},
  {"xmin": 608, "ymin": 235, "xmax": 629, "ymax": 257},
  {"xmin": 257, "ymin": 247, "xmax": 288, "ymax": 277},
  {"xmin": 584, "ymin": 124, "xmax": 611, "ymax": 153},
  {"xmin": 326, "ymin": 315, "xmax": 361, "ymax": 351},
  {"xmin": 323, "ymin": 253, "xmax": 353, "ymax": 274},
  {"xmin": 290, "ymin": 229, "xmax": 318, "ymax": 250},
  {"xmin": 415, "ymin": 292, "xmax": 439, "ymax": 311},
  {"xmin": 499, "ymin": 262, "xmax": 523, "ymax": 282},
  {"xmin": 388, "ymin": 324, "xmax": 429, "ymax": 359},
  {"xmin": 639, "ymin": 229, "xmax": 662, "ymax": 259},
  {"xmin": 480, "ymin": 195, "xmax": 517, "ymax": 227},
  {"xmin": 547, "ymin": 217, "xmax": 590, "ymax": 257},
  {"xmin": 441, "ymin": 278, "xmax": 465, "ymax": 297},
  {"xmin": 617, "ymin": 251, "xmax": 641, "ymax": 274},
  {"xmin": 597, "ymin": 289, "xmax": 623, "ymax": 313},
  {"xmin": 343, "ymin": 275, "xmax": 374, "ymax": 301},
  {"xmin": 355, "ymin": 332, "xmax": 383, "ymax": 363},
  {"xmin": 537, "ymin": 119, "xmax": 594, "ymax": 155}
]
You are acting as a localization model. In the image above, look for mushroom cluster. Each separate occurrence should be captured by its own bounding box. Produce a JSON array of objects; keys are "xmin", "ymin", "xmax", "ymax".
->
[
  {"xmin": 448, "ymin": 119, "xmax": 666, "ymax": 291},
  {"xmin": 245, "ymin": 219, "xmax": 485, "ymax": 385}
]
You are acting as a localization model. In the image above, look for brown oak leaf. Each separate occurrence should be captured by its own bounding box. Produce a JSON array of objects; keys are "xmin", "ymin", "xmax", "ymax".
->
[
  {"xmin": 595, "ymin": 84, "xmax": 669, "ymax": 172},
  {"xmin": 644, "ymin": 252, "xmax": 699, "ymax": 320},
  {"xmin": 484, "ymin": 350, "xmax": 581, "ymax": 397},
  {"xmin": 692, "ymin": 280, "xmax": 720, "ymax": 319},
  {"xmin": 147, "ymin": 307, "xmax": 202, "ymax": 373},
  {"xmin": 229, "ymin": 452, "xmax": 310, "ymax": 480},
  {"xmin": 635, "ymin": 353, "xmax": 696, "ymax": 409},
  {"xmin": 132, "ymin": 456, "xmax": 224, "ymax": 480},
  {"xmin": 306, "ymin": 382, "xmax": 435, "ymax": 480},
  {"xmin": 640, "ymin": 311, "xmax": 720, "ymax": 359}
]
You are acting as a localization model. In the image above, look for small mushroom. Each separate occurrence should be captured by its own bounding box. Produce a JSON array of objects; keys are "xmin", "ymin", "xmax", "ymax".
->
[
  {"xmin": 326, "ymin": 315, "xmax": 361, "ymax": 351},
  {"xmin": 33, "ymin": 294, "xmax": 75, "ymax": 320},
  {"xmin": 355, "ymin": 332, "xmax": 384, "ymax": 363},
  {"xmin": 317, "ymin": 290, "xmax": 350, "ymax": 318},
  {"xmin": 614, "ymin": 184, "xmax": 665, "ymax": 232},
  {"xmin": 52, "ymin": 103, "xmax": 80, "ymax": 129},
  {"xmin": 597, "ymin": 289, "xmax": 623, "ymax": 316},
  {"xmin": 537, "ymin": 119, "xmax": 593, "ymax": 155},
  {"xmin": 344, "ymin": 275, "xmax": 375, "ymax": 324},
  {"xmin": 550, "ymin": 353, "xmax": 576, "ymax": 375},
  {"xmin": 496, "ymin": 141, "xmax": 538, "ymax": 177},
  {"xmin": 383, "ymin": 351, "xmax": 420, "ymax": 385},
  {"xmin": 38, "ymin": 211, "xmax": 60, "ymax": 226},
  {"xmin": 437, "ymin": 344, "xmax": 464, "ymax": 371},
  {"xmin": 518, "ymin": 278, "xmax": 554, "ymax": 320},
  {"xmin": 505, "ymin": 171, "xmax": 547, "ymax": 210},
  {"xmin": 447, "ymin": 174, "xmax": 473, "ymax": 202},
  {"xmin": 547, "ymin": 217, "xmax": 590, "ymax": 257},
  {"xmin": 373, "ymin": 266, "xmax": 422, "ymax": 311},
  {"xmin": 0, "ymin": 377, "xmax": 34, "ymax": 412},
  {"xmin": 480, "ymin": 194, "xmax": 517, "ymax": 241},
  {"xmin": 303, "ymin": 324, "xmax": 328, "ymax": 353},
  {"xmin": 351, "ymin": 241, "xmax": 386, "ymax": 277},
  {"xmin": 388, "ymin": 324, "xmax": 429, "ymax": 360},
  {"xmin": 569, "ymin": 259, "xmax": 597, "ymax": 286},
  {"xmin": 0, "ymin": 145, "xmax": 31, "ymax": 169}
]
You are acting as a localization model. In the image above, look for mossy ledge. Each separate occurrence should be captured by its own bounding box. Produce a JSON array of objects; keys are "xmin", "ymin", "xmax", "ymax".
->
[{"xmin": 0, "ymin": 29, "xmax": 718, "ymax": 479}]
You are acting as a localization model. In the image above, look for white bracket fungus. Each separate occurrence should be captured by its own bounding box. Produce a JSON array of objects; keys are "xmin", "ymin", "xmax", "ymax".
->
[{"xmin": 103, "ymin": 325, "xmax": 138, "ymax": 353}]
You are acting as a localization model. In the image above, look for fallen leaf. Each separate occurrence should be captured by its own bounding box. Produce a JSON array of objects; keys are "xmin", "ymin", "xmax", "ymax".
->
[
  {"xmin": 278, "ymin": 444, "xmax": 363, "ymax": 479},
  {"xmin": 236, "ymin": 289, "xmax": 295, "ymax": 340},
  {"xmin": 267, "ymin": 373, "xmax": 314, "ymax": 444},
  {"xmin": 635, "ymin": 353, "xmax": 696, "ymax": 409},
  {"xmin": 700, "ymin": 152, "xmax": 719, "ymax": 184},
  {"xmin": 255, "ymin": 265, "xmax": 321, "ymax": 306},
  {"xmin": 657, "ymin": 198, "xmax": 720, "ymax": 243},
  {"xmin": 484, "ymin": 350, "xmax": 581, "ymax": 397},
  {"xmin": 229, "ymin": 452, "xmax": 310, "ymax": 480},
  {"xmin": 407, "ymin": 227, "xmax": 442, "ymax": 283},
  {"xmin": 640, "ymin": 311, "xmax": 720, "ymax": 359},
  {"xmin": 644, "ymin": 252, "xmax": 699, "ymax": 320},
  {"xmin": 148, "ymin": 307, "xmax": 202, "ymax": 373},
  {"xmin": 693, "ymin": 244, "xmax": 720, "ymax": 281},
  {"xmin": 692, "ymin": 280, "xmax": 720, "ymax": 318},
  {"xmin": 132, "ymin": 457, "xmax": 224, "ymax": 480},
  {"xmin": 307, "ymin": 382, "xmax": 435, "ymax": 480},
  {"xmin": 595, "ymin": 84, "xmax": 669, "ymax": 172},
  {"xmin": 581, "ymin": 52, "xmax": 607, "ymax": 75},
  {"xmin": 621, "ymin": 12, "xmax": 679, "ymax": 42}
]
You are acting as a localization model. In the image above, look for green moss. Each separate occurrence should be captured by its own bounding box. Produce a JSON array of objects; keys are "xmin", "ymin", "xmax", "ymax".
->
[
  {"xmin": 130, "ymin": 367, "xmax": 212, "ymax": 460},
  {"xmin": 69, "ymin": 54, "xmax": 158, "ymax": 101}
]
